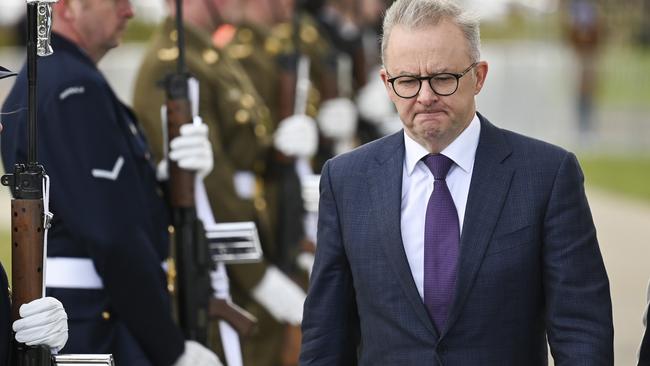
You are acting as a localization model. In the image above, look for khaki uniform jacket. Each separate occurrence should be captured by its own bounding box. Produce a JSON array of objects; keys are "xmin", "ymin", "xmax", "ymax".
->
[{"xmin": 133, "ymin": 18, "xmax": 276, "ymax": 292}]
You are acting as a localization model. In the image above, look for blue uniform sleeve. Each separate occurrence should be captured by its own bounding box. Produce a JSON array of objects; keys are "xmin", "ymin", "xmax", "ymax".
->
[
  {"xmin": 38, "ymin": 78, "xmax": 184, "ymax": 365},
  {"xmin": 300, "ymin": 160, "xmax": 359, "ymax": 365},
  {"xmin": 0, "ymin": 264, "xmax": 9, "ymax": 365}
]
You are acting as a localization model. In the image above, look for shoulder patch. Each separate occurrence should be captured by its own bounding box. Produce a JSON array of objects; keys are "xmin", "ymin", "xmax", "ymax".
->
[
  {"xmin": 59, "ymin": 86, "xmax": 85, "ymax": 100},
  {"xmin": 91, "ymin": 156, "xmax": 125, "ymax": 181}
]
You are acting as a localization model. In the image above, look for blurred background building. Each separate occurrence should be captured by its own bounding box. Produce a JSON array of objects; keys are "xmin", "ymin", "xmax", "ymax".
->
[{"xmin": 1, "ymin": 0, "xmax": 649, "ymax": 364}]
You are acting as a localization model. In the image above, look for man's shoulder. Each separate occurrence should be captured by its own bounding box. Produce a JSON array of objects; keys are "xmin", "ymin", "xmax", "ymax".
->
[
  {"xmin": 480, "ymin": 116, "xmax": 571, "ymax": 165},
  {"xmin": 500, "ymin": 127, "xmax": 571, "ymax": 166}
]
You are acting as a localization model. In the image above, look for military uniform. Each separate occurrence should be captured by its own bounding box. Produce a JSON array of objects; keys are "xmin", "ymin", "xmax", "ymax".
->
[
  {"xmin": 133, "ymin": 18, "xmax": 285, "ymax": 366},
  {"xmin": 0, "ymin": 264, "xmax": 9, "ymax": 364},
  {"xmin": 0, "ymin": 66, "xmax": 13, "ymax": 366},
  {"xmin": 224, "ymin": 18, "xmax": 337, "ymax": 289},
  {"xmin": 1, "ymin": 34, "xmax": 185, "ymax": 366}
]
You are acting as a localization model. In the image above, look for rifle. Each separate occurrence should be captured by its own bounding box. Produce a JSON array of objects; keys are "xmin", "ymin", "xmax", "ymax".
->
[
  {"xmin": 164, "ymin": 0, "xmax": 256, "ymax": 344},
  {"xmin": 1, "ymin": 0, "xmax": 56, "ymax": 364},
  {"xmin": 1, "ymin": 3, "xmax": 119, "ymax": 365}
]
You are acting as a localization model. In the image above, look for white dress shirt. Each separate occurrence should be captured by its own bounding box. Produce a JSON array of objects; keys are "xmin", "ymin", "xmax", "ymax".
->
[{"xmin": 400, "ymin": 114, "xmax": 481, "ymax": 300}]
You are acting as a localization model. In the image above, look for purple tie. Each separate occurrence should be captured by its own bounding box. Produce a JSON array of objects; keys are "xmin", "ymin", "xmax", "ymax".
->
[{"xmin": 423, "ymin": 154, "xmax": 459, "ymax": 331}]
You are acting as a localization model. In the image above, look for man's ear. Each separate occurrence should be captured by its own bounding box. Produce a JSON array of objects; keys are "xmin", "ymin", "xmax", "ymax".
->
[
  {"xmin": 473, "ymin": 61, "xmax": 488, "ymax": 95},
  {"xmin": 379, "ymin": 68, "xmax": 391, "ymax": 93}
]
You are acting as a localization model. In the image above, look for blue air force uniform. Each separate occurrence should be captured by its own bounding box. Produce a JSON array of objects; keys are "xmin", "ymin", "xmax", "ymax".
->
[
  {"xmin": 1, "ymin": 33, "xmax": 184, "ymax": 365},
  {"xmin": 0, "ymin": 264, "xmax": 9, "ymax": 364}
]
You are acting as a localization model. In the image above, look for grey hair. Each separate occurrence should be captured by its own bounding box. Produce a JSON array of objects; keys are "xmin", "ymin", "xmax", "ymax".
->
[{"xmin": 380, "ymin": 0, "xmax": 481, "ymax": 67}]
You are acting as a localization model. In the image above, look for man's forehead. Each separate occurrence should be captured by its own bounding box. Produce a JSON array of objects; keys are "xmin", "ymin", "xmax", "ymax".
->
[{"xmin": 385, "ymin": 24, "xmax": 470, "ymax": 69}]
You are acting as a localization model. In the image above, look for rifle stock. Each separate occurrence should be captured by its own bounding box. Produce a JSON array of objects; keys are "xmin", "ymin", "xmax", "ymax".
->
[
  {"xmin": 208, "ymin": 298, "xmax": 257, "ymax": 337},
  {"xmin": 2, "ymin": 165, "xmax": 51, "ymax": 366},
  {"xmin": 165, "ymin": 2, "xmax": 257, "ymax": 343},
  {"xmin": 165, "ymin": 71, "xmax": 211, "ymax": 344}
]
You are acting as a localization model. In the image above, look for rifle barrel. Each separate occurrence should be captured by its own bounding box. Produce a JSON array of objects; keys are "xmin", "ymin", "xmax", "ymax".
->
[{"xmin": 27, "ymin": 2, "xmax": 38, "ymax": 164}]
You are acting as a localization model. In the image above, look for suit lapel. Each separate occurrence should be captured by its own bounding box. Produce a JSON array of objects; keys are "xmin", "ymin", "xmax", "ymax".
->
[
  {"xmin": 368, "ymin": 131, "xmax": 439, "ymax": 339},
  {"xmin": 442, "ymin": 116, "xmax": 514, "ymax": 337}
]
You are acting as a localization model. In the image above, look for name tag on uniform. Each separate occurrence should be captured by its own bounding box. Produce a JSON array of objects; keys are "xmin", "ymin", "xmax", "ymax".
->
[
  {"xmin": 205, "ymin": 221, "xmax": 263, "ymax": 264},
  {"xmin": 53, "ymin": 354, "xmax": 115, "ymax": 365}
]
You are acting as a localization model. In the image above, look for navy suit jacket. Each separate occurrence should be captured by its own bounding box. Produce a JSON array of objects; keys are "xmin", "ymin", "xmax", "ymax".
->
[
  {"xmin": 640, "ymin": 304, "xmax": 650, "ymax": 365},
  {"xmin": 300, "ymin": 115, "xmax": 613, "ymax": 365}
]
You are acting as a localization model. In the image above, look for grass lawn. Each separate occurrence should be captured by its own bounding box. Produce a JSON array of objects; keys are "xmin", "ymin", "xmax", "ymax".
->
[{"xmin": 579, "ymin": 154, "xmax": 650, "ymax": 203}]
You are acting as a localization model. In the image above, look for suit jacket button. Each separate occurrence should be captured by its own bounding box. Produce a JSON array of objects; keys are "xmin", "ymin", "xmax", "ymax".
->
[{"xmin": 101, "ymin": 311, "xmax": 111, "ymax": 321}]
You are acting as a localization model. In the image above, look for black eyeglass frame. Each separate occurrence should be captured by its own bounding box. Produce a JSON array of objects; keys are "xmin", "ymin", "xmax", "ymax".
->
[{"xmin": 386, "ymin": 62, "xmax": 479, "ymax": 99}]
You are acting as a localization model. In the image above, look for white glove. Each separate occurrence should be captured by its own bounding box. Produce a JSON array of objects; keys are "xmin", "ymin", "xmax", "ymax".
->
[
  {"xmin": 316, "ymin": 98, "xmax": 358, "ymax": 140},
  {"xmin": 156, "ymin": 159, "xmax": 169, "ymax": 181},
  {"xmin": 273, "ymin": 114, "xmax": 318, "ymax": 158},
  {"xmin": 12, "ymin": 297, "xmax": 68, "ymax": 353},
  {"xmin": 169, "ymin": 119, "xmax": 214, "ymax": 179},
  {"xmin": 173, "ymin": 340, "xmax": 223, "ymax": 366},
  {"xmin": 296, "ymin": 252, "xmax": 315, "ymax": 278},
  {"xmin": 357, "ymin": 69, "xmax": 395, "ymax": 125},
  {"xmin": 251, "ymin": 266, "xmax": 306, "ymax": 325}
]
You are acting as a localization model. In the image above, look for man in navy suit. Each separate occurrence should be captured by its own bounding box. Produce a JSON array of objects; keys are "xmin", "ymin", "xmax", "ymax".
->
[{"xmin": 299, "ymin": 0, "xmax": 614, "ymax": 365}]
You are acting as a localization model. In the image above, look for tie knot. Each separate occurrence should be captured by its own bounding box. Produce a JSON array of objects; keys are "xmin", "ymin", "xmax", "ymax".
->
[{"xmin": 423, "ymin": 154, "xmax": 454, "ymax": 180}]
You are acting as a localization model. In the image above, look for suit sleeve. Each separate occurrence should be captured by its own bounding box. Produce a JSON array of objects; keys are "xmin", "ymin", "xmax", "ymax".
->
[
  {"xmin": 300, "ymin": 160, "xmax": 359, "ymax": 365},
  {"xmin": 639, "ymin": 283, "xmax": 650, "ymax": 365},
  {"xmin": 41, "ymin": 79, "xmax": 184, "ymax": 365},
  {"xmin": 542, "ymin": 152, "xmax": 614, "ymax": 365}
]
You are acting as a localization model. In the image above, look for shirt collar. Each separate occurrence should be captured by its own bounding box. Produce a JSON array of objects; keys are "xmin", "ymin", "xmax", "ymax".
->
[{"xmin": 404, "ymin": 113, "xmax": 481, "ymax": 176}]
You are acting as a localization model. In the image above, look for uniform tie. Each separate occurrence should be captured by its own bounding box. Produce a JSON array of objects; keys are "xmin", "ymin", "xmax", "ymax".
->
[{"xmin": 422, "ymin": 154, "xmax": 459, "ymax": 331}]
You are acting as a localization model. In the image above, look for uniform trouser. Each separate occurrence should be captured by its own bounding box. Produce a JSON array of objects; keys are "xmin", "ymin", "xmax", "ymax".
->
[{"xmin": 239, "ymin": 301, "xmax": 284, "ymax": 366}]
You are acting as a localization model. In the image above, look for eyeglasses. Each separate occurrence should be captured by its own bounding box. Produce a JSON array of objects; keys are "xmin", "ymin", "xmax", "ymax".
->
[{"xmin": 386, "ymin": 62, "xmax": 479, "ymax": 99}]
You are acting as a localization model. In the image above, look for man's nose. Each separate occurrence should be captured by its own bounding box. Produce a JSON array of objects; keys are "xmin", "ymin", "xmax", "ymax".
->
[{"xmin": 416, "ymin": 80, "xmax": 439, "ymax": 105}]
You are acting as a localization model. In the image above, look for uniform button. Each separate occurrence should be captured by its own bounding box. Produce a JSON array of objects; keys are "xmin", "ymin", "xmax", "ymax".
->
[
  {"xmin": 300, "ymin": 25, "xmax": 319, "ymax": 44},
  {"xmin": 254, "ymin": 124, "xmax": 267, "ymax": 137},
  {"xmin": 202, "ymin": 49, "xmax": 219, "ymax": 64},
  {"xmin": 101, "ymin": 311, "xmax": 111, "ymax": 321},
  {"xmin": 129, "ymin": 123, "xmax": 138, "ymax": 136},
  {"xmin": 254, "ymin": 197, "xmax": 267, "ymax": 211},
  {"xmin": 307, "ymin": 104, "xmax": 318, "ymax": 117},
  {"xmin": 235, "ymin": 109, "xmax": 250, "ymax": 124},
  {"xmin": 240, "ymin": 94, "xmax": 255, "ymax": 109},
  {"xmin": 168, "ymin": 225, "xmax": 175, "ymax": 234}
]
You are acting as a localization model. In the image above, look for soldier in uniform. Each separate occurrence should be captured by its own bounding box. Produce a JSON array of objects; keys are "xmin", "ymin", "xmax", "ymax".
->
[
  {"xmin": 132, "ymin": 0, "xmax": 312, "ymax": 365},
  {"xmin": 1, "ymin": 65, "xmax": 70, "ymax": 365},
  {"xmin": 0, "ymin": 2, "xmax": 222, "ymax": 366}
]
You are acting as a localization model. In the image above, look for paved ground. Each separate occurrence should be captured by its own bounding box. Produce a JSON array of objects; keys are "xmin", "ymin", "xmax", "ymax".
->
[{"xmin": 1, "ymin": 40, "xmax": 649, "ymax": 363}]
